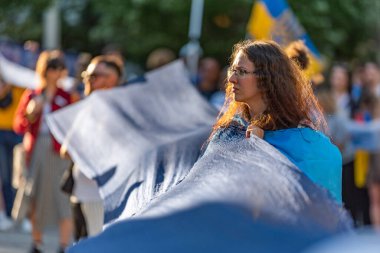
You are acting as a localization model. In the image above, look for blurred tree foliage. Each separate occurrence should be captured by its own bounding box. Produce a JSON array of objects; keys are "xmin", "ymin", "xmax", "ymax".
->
[
  {"xmin": 0, "ymin": 0, "xmax": 379, "ymax": 67},
  {"xmin": 288, "ymin": 0, "xmax": 380, "ymax": 64},
  {"xmin": 0, "ymin": 0, "xmax": 49, "ymax": 41},
  {"xmin": 87, "ymin": 0, "xmax": 252, "ymax": 66}
]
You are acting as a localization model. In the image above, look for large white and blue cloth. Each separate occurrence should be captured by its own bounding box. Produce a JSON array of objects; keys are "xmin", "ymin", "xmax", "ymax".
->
[
  {"xmin": 47, "ymin": 61, "xmax": 351, "ymax": 253},
  {"xmin": 67, "ymin": 123, "xmax": 350, "ymax": 253},
  {"xmin": 47, "ymin": 61, "xmax": 218, "ymax": 223}
]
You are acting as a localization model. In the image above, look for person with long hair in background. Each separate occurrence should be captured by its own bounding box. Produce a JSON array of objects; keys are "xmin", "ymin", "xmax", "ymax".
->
[{"xmin": 13, "ymin": 50, "xmax": 72, "ymax": 253}]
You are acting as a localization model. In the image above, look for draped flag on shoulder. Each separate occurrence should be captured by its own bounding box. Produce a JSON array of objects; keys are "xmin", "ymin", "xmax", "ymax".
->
[{"xmin": 247, "ymin": 0, "xmax": 323, "ymax": 77}]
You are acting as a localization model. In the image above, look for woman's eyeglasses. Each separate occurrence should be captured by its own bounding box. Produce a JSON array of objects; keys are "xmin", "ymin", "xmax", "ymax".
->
[
  {"xmin": 81, "ymin": 71, "xmax": 110, "ymax": 80},
  {"xmin": 228, "ymin": 67, "xmax": 259, "ymax": 78}
]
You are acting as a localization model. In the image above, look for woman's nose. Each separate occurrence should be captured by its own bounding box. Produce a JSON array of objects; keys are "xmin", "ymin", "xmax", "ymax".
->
[{"xmin": 228, "ymin": 73, "xmax": 237, "ymax": 84}]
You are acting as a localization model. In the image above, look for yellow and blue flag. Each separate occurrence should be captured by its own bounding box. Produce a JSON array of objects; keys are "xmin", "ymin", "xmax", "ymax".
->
[{"xmin": 247, "ymin": 0, "xmax": 323, "ymax": 76}]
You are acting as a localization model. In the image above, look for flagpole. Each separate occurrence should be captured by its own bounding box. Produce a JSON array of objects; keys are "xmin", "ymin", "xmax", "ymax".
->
[
  {"xmin": 43, "ymin": 0, "xmax": 61, "ymax": 49},
  {"xmin": 181, "ymin": 0, "xmax": 204, "ymax": 79}
]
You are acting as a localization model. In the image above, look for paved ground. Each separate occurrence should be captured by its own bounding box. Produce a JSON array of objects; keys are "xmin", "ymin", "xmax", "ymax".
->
[{"xmin": 0, "ymin": 224, "xmax": 60, "ymax": 253}]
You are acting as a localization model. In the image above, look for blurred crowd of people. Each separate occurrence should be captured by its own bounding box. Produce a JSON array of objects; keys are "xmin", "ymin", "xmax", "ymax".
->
[
  {"xmin": 0, "ymin": 39, "xmax": 380, "ymax": 253},
  {"xmin": 316, "ymin": 61, "xmax": 380, "ymax": 227}
]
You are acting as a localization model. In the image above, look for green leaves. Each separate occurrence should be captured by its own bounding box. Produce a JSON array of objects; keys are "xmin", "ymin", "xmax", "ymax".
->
[
  {"xmin": 288, "ymin": 0, "xmax": 380, "ymax": 62},
  {"xmin": 0, "ymin": 0, "xmax": 378, "ymax": 66}
]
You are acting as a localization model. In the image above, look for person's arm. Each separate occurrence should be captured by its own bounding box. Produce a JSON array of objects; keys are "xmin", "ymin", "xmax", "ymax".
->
[
  {"xmin": 25, "ymin": 94, "xmax": 45, "ymax": 122},
  {"xmin": 13, "ymin": 90, "xmax": 43, "ymax": 134},
  {"xmin": 60, "ymin": 143, "xmax": 72, "ymax": 160}
]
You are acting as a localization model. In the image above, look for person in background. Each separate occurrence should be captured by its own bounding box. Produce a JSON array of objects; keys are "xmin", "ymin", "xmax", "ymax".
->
[
  {"xmin": 362, "ymin": 62, "xmax": 380, "ymax": 96},
  {"xmin": 284, "ymin": 40, "xmax": 310, "ymax": 72},
  {"xmin": 196, "ymin": 57, "xmax": 221, "ymax": 100},
  {"xmin": 146, "ymin": 47, "xmax": 176, "ymax": 70},
  {"xmin": 351, "ymin": 64, "xmax": 365, "ymax": 106},
  {"xmin": 0, "ymin": 75, "xmax": 24, "ymax": 228},
  {"xmin": 284, "ymin": 40, "xmax": 325, "ymax": 88},
  {"xmin": 13, "ymin": 50, "xmax": 72, "ymax": 253},
  {"xmin": 360, "ymin": 62, "xmax": 380, "ymax": 228},
  {"xmin": 325, "ymin": 63, "xmax": 369, "ymax": 226},
  {"xmin": 316, "ymin": 84, "xmax": 360, "ymax": 220},
  {"xmin": 82, "ymin": 55, "xmax": 124, "ymax": 96},
  {"xmin": 0, "ymin": 182, "xmax": 13, "ymax": 231},
  {"xmin": 330, "ymin": 63, "xmax": 354, "ymax": 118},
  {"xmin": 209, "ymin": 66, "xmax": 228, "ymax": 110},
  {"xmin": 22, "ymin": 40, "xmax": 40, "ymax": 70},
  {"xmin": 70, "ymin": 52, "xmax": 92, "ymax": 102},
  {"xmin": 102, "ymin": 43, "xmax": 143, "ymax": 83},
  {"xmin": 315, "ymin": 88, "xmax": 349, "ymax": 149},
  {"xmin": 62, "ymin": 55, "xmax": 124, "ymax": 242}
]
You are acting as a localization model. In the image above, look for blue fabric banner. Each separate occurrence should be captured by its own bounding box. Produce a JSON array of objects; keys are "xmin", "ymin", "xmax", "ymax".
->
[{"xmin": 47, "ymin": 61, "xmax": 352, "ymax": 252}]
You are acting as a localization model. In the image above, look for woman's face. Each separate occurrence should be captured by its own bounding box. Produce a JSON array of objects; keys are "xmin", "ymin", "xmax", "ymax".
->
[
  {"xmin": 228, "ymin": 51, "xmax": 264, "ymax": 111},
  {"xmin": 46, "ymin": 67, "xmax": 65, "ymax": 85},
  {"xmin": 83, "ymin": 62, "xmax": 119, "ymax": 96},
  {"xmin": 363, "ymin": 63, "xmax": 380, "ymax": 86},
  {"xmin": 330, "ymin": 66, "xmax": 349, "ymax": 92}
]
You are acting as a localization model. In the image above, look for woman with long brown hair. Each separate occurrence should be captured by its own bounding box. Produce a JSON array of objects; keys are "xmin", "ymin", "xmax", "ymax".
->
[
  {"xmin": 14, "ymin": 50, "xmax": 72, "ymax": 253},
  {"xmin": 208, "ymin": 40, "xmax": 342, "ymax": 203}
]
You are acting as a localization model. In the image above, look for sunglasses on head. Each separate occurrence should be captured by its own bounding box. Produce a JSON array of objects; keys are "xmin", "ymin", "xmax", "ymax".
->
[{"xmin": 81, "ymin": 71, "xmax": 110, "ymax": 80}]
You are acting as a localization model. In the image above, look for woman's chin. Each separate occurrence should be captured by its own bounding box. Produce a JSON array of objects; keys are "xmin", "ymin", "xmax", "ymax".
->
[{"xmin": 233, "ymin": 95, "xmax": 243, "ymax": 103}]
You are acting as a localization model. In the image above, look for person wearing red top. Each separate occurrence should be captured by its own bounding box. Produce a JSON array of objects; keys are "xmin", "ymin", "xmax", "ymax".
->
[
  {"xmin": 13, "ymin": 50, "xmax": 72, "ymax": 253},
  {"xmin": 14, "ymin": 86, "xmax": 71, "ymax": 166}
]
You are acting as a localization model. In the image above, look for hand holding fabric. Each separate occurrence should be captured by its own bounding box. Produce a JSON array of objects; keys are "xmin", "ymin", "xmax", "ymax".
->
[
  {"xmin": 26, "ymin": 95, "xmax": 44, "ymax": 122},
  {"xmin": 246, "ymin": 124, "xmax": 264, "ymax": 139}
]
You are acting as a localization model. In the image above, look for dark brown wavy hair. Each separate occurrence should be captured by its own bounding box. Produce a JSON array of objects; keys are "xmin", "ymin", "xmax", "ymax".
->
[{"xmin": 213, "ymin": 40, "xmax": 325, "ymax": 133}]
